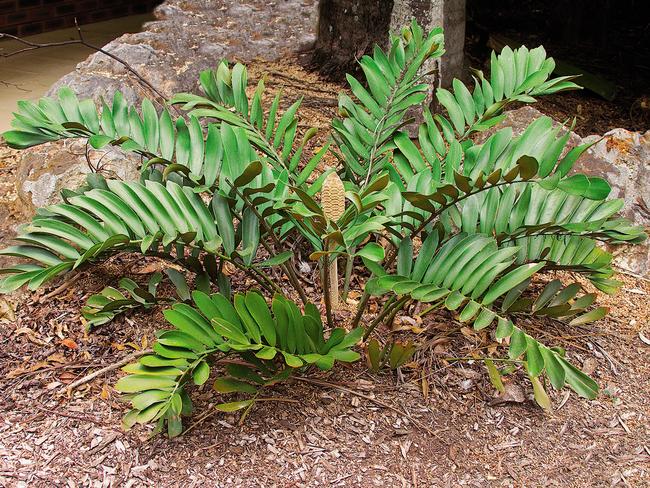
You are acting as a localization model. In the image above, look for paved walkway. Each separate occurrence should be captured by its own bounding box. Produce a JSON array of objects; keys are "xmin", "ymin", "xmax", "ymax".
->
[{"xmin": 0, "ymin": 14, "xmax": 154, "ymax": 132}]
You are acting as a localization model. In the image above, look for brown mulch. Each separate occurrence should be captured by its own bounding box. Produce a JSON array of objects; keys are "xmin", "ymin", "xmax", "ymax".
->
[
  {"xmin": 0, "ymin": 58, "xmax": 649, "ymax": 487},
  {"xmin": 0, "ymin": 260, "xmax": 648, "ymax": 487}
]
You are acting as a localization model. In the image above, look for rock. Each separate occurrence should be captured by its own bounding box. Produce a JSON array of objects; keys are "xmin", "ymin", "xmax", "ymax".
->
[
  {"xmin": 46, "ymin": 0, "xmax": 320, "ymax": 104},
  {"xmin": 576, "ymin": 129, "xmax": 650, "ymax": 226},
  {"xmin": 481, "ymin": 106, "xmax": 650, "ymax": 276},
  {"xmin": 15, "ymin": 139, "xmax": 140, "ymax": 216},
  {"xmin": 575, "ymin": 129, "xmax": 650, "ymax": 276}
]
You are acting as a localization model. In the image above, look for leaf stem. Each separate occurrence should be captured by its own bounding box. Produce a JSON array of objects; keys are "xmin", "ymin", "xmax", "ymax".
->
[
  {"xmin": 229, "ymin": 183, "xmax": 309, "ymax": 304},
  {"xmin": 217, "ymin": 252, "xmax": 274, "ymax": 294},
  {"xmin": 363, "ymin": 296, "xmax": 409, "ymax": 341},
  {"xmin": 322, "ymin": 238, "xmax": 334, "ymax": 330},
  {"xmin": 351, "ymin": 292, "xmax": 371, "ymax": 329}
]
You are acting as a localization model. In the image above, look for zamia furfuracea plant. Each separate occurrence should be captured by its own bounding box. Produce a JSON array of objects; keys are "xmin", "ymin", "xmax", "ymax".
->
[{"xmin": 1, "ymin": 19, "xmax": 645, "ymax": 437}]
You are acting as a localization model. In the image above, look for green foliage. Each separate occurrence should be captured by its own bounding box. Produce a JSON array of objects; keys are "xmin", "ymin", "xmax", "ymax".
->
[
  {"xmin": 367, "ymin": 338, "xmax": 416, "ymax": 372},
  {"xmin": 434, "ymin": 45, "xmax": 580, "ymax": 142},
  {"xmin": 366, "ymin": 233, "xmax": 601, "ymax": 398},
  {"xmin": 82, "ymin": 273, "xmax": 165, "ymax": 329},
  {"xmin": 0, "ymin": 176, "xmax": 233, "ymax": 293},
  {"xmin": 81, "ymin": 269, "xmax": 209, "ymax": 330},
  {"xmin": 0, "ymin": 20, "xmax": 646, "ymax": 436},
  {"xmin": 170, "ymin": 60, "xmax": 318, "ymax": 178},
  {"xmin": 3, "ymin": 67, "xmax": 325, "ymax": 195},
  {"xmin": 333, "ymin": 20, "xmax": 445, "ymax": 183},
  {"xmin": 116, "ymin": 291, "xmax": 361, "ymax": 436}
]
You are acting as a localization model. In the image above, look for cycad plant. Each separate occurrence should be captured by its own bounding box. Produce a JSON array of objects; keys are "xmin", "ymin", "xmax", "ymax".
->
[{"xmin": 1, "ymin": 20, "xmax": 645, "ymax": 437}]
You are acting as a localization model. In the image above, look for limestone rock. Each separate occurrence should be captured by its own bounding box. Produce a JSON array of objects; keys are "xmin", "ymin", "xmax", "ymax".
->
[
  {"xmin": 47, "ymin": 0, "xmax": 319, "ymax": 104},
  {"xmin": 16, "ymin": 139, "xmax": 140, "ymax": 216},
  {"xmin": 575, "ymin": 129, "xmax": 650, "ymax": 276}
]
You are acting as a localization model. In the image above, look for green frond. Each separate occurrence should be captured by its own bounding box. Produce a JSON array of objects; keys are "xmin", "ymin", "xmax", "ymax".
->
[
  {"xmin": 396, "ymin": 115, "xmax": 587, "ymax": 187},
  {"xmin": 3, "ymin": 88, "xmax": 169, "ymax": 154},
  {"xmin": 432, "ymin": 45, "xmax": 581, "ymax": 142},
  {"xmin": 81, "ymin": 274, "xmax": 163, "ymax": 329},
  {"xmin": 448, "ymin": 184, "xmax": 646, "ymax": 289},
  {"xmin": 3, "ymin": 80, "xmax": 323, "ymax": 193},
  {"xmin": 368, "ymin": 233, "xmax": 598, "ymax": 398},
  {"xmin": 0, "ymin": 177, "xmax": 234, "ymax": 292},
  {"xmin": 116, "ymin": 290, "xmax": 362, "ymax": 437},
  {"xmin": 500, "ymin": 278, "xmax": 605, "ymax": 326},
  {"xmin": 333, "ymin": 20, "xmax": 445, "ymax": 183},
  {"xmin": 358, "ymin": 45, "xmax": 581, "ymax": 186},
  {"xmin": 171, "ymin": 60, "xmax": 318, "ymax": 177}
]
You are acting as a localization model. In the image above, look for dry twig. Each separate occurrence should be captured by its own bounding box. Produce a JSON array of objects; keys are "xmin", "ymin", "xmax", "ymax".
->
[
  {"xmin": 0, "ymin": 79, "xmax": 29, "ymax": 91},
  {"xmin": 38, "ymin": 272, "xmax": 83, "ymax": 303},
  {"xmin": 60, "ymin": 348, "xmax": 151, "ymax": 394}
]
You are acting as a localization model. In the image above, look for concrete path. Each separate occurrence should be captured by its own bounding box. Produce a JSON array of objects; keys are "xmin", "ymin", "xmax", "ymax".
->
[{"xmin": 0, "ymin": 14, "xmax": 154, "ymax": 132}]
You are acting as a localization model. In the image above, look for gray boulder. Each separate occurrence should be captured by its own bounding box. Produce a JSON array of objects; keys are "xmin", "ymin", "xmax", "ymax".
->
[
  {"xmin": 47, "ymin": 0, "xmax": 319, "ymax": 104},
  {"xmin": 576, "ymin": 128, "xmax": 650, "ymax": 276},
  {"xmin": 16, "ymin": 139, "xmax": 140, "ymax": 215}
]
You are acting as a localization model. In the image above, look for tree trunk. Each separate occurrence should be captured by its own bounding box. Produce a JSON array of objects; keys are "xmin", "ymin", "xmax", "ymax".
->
[
  {"xmin": 313, "ymin": 0, "xmax": 395, "ymax": 77},
  {"xmin": 313, "ymin": 0, "xmax": 465, "ymax": 86}
]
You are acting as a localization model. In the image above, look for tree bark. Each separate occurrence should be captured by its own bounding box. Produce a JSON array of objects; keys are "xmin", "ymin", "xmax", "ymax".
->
[
  {"xmin": 313, "ymin": 0, "xmax": 395, "ymax": 77},
  {"xmin": 313, "ymin": 0, "xmax": 465, "ymax": 86}
]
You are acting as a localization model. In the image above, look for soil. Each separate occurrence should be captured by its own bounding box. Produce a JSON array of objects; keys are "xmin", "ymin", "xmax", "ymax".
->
[{"xmin": 1, "ymin": 58, "xmax": 649, "ymax": 488}]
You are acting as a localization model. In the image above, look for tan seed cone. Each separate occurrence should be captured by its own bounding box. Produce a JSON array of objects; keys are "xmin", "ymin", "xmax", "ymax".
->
[
  {"xmin": 321, "ymin": 172, "xmax": 345, "ymax": 222},
  {"xmin": 321, "ymin": 171, "xmax": 345, "ymax": 310}
]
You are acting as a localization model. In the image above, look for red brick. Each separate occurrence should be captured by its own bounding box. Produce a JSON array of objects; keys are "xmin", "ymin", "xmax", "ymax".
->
[{"xmin": 0, "ymin": 0, "xmax": 18, "ymax": 13}]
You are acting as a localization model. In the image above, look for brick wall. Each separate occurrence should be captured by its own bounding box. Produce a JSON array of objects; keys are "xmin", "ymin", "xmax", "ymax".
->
[{"xmin": 0, "ymin": 0, "xmax": 162, "ymax": 37}]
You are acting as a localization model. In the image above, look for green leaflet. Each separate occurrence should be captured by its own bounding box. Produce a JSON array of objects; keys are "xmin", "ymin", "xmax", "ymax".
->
[
  {"xmin": 333, "ymin": 22, "xmax": 445, "ymax": 183},
  {"xmin": 113, "ymin": 291, "xmax": 363, "ymax": 436}
]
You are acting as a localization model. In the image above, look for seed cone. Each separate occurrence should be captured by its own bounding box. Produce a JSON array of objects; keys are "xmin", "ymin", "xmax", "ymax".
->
[
  {"xmin": 321, "ymin": 172, "xmax": 345, "ymax": 222},
  {"xmin": 321, "ymin": 171, "xmax": 345, "ymax": 310}
]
